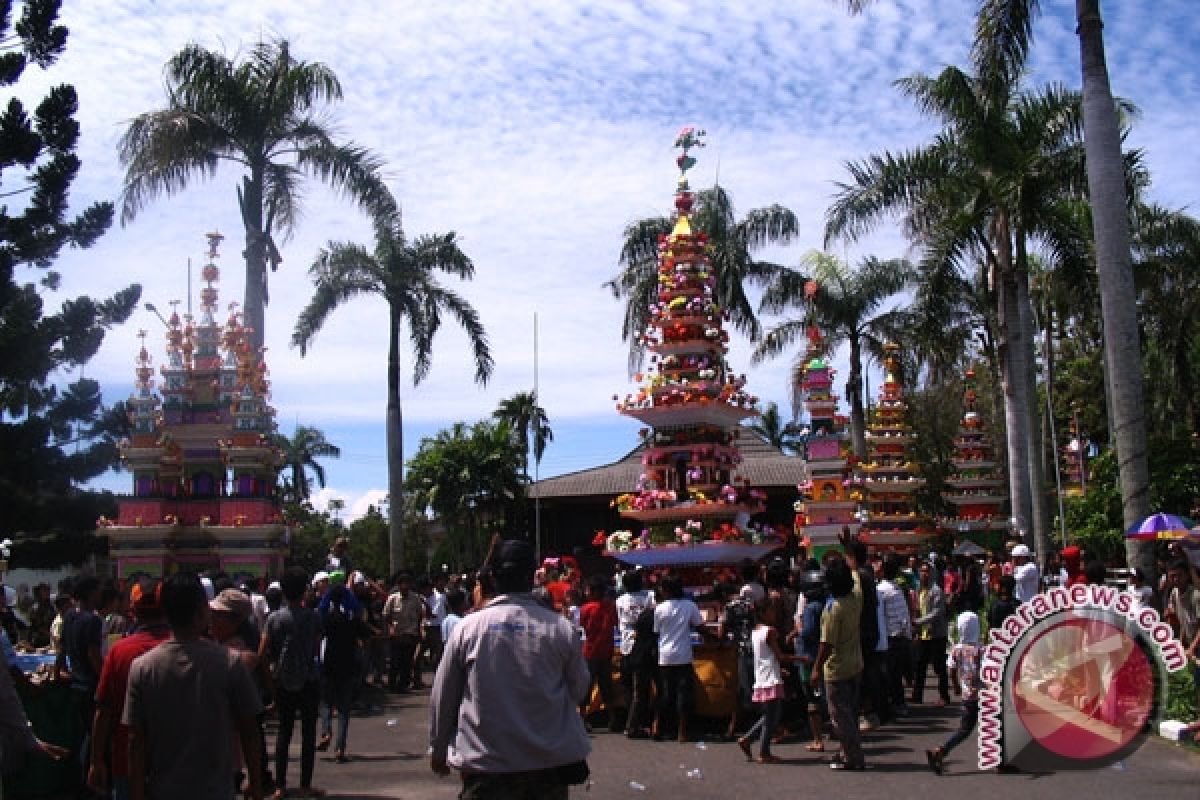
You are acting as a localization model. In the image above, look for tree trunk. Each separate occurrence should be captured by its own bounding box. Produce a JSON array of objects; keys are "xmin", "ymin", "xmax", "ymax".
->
[
  {"xmin": 1016, "ymin": 264, "xmax": 1050, "ymax": 563},
  {"xmin": 1076, "ymin": 0, "xmax": 1152, "ymax": 576},
  {"xmin": 994, "ymin": 213, "xmax": 1032, "ymax": 544},
  {"xmin": 847, "ymin": 332, "xmax": 868, "ymax": 460},
  {"xmin": 239, "ymin": 170, "xmax": 268, "ymax": 353},
  {"xmin": 386, "ymin": 306, "xmax": 406, "ymax": 576}
]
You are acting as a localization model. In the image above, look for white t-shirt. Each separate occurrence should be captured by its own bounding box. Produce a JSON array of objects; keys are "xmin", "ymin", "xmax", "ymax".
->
[
  {"xmin": 615, "ymin": 590, "xmax": 655, "ymax": 656},
  {"xmin": 441, "ymin": 612, "xmax": 462, "ymax": 643},
  {"xmin": 426, "ymin": 589, "xmax": 447, "ymax": 626},
  {"xmin": 653, "ymin": 597, "xmax": 704, "ymax": 666},
  {"xmin": 1014, "ymin": 562, "xmax": 1040, "ymax": 602}
]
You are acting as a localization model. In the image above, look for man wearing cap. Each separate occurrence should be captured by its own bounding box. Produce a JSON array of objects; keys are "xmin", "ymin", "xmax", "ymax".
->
[
  {"xmin": 1011, "ymin": 545, "xmax": 1040, "ymax": 603},
  {"xmin": 88, "ymin": 579, "xmax": 171, "ymax": 800},
  {"xmin": 382, "ymin": 572, "xmax": 424, "ymax": 693},
  {"xmin": 430, "ymin": 540, "xmax": 590, "ymax": 799}
]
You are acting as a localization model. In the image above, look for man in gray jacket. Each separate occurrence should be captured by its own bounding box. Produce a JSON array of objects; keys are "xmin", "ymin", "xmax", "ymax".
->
[
  {"xmin": 911, "ymin": 560, "xmax": 951, "ymax": 706},
  {"xmin": 429, "ymin": 540, "xmax": 590, "ymax": 799}
]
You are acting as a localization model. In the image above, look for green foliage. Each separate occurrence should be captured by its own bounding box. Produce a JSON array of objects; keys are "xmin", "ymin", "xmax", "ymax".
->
[
  {"xmin": 1165, "ymin": 667, "xmax": 1197, "ymax": 724},
  {"xmin": 405, "ymin": 419, "xmax": 524, "ymax": 568},
  {"xmin": 0, "ymin": 1, "xmax": 137, "ymax": 547},
  {"xmin": 346, "ymin": 505, "xmax": 391, "ymax": 579},
  {"xmin": 283, "ymin": 501, "xmax": 337, "ymax": 575},
  {"xmin": 1062, "ymin": 436, "xmax": 1200, "ymax": 562},
  {"xmin": 906, "ymin": 380, "xmax": 963, "ymax": 519}
]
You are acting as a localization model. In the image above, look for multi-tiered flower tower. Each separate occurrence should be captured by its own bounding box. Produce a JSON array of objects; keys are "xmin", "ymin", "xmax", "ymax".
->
[
  {"xmin": 939, "ymin": 369, "xmax": 1008, "ymax": 548},
  {"xmin": 98, "ymin": 232, "xmax": 286, "ymax": 580},
  {"xmin": 605, "ymin": 129, "xmax": 778, "ymax": 564},
  {"xmin": 794, "ymin": 310, "xmax": 861, "ymax": 551},
  {"xmin": 857, "ymin": 343, "xmax": 933, "ymax": 550}
]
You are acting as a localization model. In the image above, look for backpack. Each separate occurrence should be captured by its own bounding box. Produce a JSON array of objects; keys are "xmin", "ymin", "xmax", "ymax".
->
[{"xmin": 274, "ymin": 609, "xmax": 315, "ymax": 692}]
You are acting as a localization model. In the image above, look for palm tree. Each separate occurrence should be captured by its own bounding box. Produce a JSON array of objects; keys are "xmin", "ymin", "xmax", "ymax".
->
[
  {"xmin": 755, "ymin": 251, "xmax": 913, "ymax": 460},
  {"xmin": 118, "ymin": 39, "xmax": 395, "ymax": 351},
  {"xmin": 292, "ymin": 211, "xmax": 493, "ymax": 574},
  {"xmin": 606, "ymin": 186, "xmax": 798, "ymax": 371},
  {"xmin": 747, "ymin": 402, "xmax": 803, "ymax": 455},
  {"xmin": 839, "ymin": 0, "xmax": 1154, "ymax": 590},
  {"xmin": 493, "ymin": 390, "xmax": 553, "ymax": 480},
  {"xmin": 1132, "ymin": 205, "xmax": 1200, "ymax": 436},
  {"xmin": 824, "ymin": 61, "xmax": 1094, "ymax": 563},
  {"xmin": 273, "ymin": 424, "xmax": 341, "ymax": 504}
]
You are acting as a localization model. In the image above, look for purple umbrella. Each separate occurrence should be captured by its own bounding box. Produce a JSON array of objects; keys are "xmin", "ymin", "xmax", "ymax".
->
[{"xmin": 1124, "ymin": 512, "xmax": 1196, "ymax": 540}]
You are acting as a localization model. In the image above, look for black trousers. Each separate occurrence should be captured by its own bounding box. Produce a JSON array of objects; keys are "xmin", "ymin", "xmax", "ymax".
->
[
  {"xmin": 912, "ymin": 637, "xmax": 950, "ymax": 703},
  {"xmin": 886, "ymin": 636, "xmax": 913, "ymax": 707},
  {"xmin": 274, "ymin": 680, "xmax": 319, "ymax": 789},
  {"xmin": 389, "ymin": 634, "xmax": 418, "ymax": 689}
]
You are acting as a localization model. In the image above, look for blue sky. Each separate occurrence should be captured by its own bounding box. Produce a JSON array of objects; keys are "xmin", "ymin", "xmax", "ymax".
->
[{"xmin": 21, "ymin": 0, "xmax": 1200, "ymax": 520}]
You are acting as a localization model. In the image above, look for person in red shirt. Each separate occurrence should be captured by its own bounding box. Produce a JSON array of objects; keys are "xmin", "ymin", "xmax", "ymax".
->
[
  {"xmin": 578, "ymin": 574, "xmax": 619, "ymax": 732},
  {"xmin": 87, "ymin": 577, "xmax": 171, "ymax": 800}
]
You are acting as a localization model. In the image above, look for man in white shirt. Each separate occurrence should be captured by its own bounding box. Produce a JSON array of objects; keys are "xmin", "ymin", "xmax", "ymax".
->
[
  {"xmin": 652, "ymin": 574, "xmax": 707, "ymax": 742},
  {"xmin": 1011, "ymin": 545, "xmax": 1040, "ymax": 602},
  {"xmin": 615, "ymin": 570, "xmax": 655, "ymax": 736},
  {"xmin": 877, "ymin": 554, "xmax": 913, "ymax": 715}
]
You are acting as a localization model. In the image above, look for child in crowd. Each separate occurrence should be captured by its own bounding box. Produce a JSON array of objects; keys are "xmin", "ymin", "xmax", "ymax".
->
[
  {"xmin": 926, "ymin": 609, "xmax": 983, "ymax": 775},
  {"xmin": 738, "ymin": 597, "xmax": 796, "ymax": 764}
]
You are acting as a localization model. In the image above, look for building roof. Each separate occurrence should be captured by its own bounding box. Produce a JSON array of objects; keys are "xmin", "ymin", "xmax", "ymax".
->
[{"xmin": 528, "ymin": 433, "xmax": 805, "ymax": 499}]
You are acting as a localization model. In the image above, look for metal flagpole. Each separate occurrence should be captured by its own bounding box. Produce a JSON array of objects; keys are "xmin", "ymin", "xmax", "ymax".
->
[{"xmin": 534, "ymin": 312, "xmax": 541, "ymax": 562}]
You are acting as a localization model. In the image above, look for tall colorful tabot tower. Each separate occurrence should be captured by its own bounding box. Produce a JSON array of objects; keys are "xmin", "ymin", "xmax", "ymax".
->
[
  {"xmin": 98, "ymin": 232, "xmax": 286, "ymax": 580},
  {"xmin": 856, "ymin": 343, "xmax": 933, "ymax": 551},
  {"xmin": 606, "ymin": 129, "xmax": 779, "ymax": 564},
  {"xmin": 939, "ymin": 368, "xmax": 1008, "ymax": 548},
  {"xmin": 794, "ymin": 304, "xmax": 861, "ymax": 552}
]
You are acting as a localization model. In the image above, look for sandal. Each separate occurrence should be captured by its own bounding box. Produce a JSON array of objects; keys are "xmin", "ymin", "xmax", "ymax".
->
[
  {"xmin": 805, "ymin": 742, "xmax": 825, "ymax": 752},
  {"xmin": 270, "ymin": 790, "xmax": 287, "ymax": 800},
  {"xmin": 737, "ymin": 737, "xmax": 753, "ymax": 762},
  {"xmin": 316, "ymin": 734, "xmax": 331, "ymax": 752}
]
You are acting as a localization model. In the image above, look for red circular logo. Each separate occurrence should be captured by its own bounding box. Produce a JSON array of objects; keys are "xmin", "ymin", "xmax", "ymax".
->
[{"xmin": 1012, "ymin": 617, "xmax": 1154, "ymax": 761}]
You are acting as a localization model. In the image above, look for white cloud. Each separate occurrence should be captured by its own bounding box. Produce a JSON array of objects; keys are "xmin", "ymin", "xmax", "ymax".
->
[{"xmin": 18, "ymin": 0, "xmax": 1197, "ymax": 506}]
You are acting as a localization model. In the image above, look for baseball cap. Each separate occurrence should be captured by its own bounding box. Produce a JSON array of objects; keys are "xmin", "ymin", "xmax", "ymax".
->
[
  {"xmin": 311, "ymin": 571, "xmax": 330, "ymax": 587},
  {"xmin": 209, "ymin": 588, "xmax": 252, "ymax": 621},
  {"xmin": 1011, "ymin": 544, "xmax": 1032, "ymax": 557}
]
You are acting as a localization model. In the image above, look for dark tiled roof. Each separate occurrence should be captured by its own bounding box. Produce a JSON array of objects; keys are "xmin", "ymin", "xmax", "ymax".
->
[{"xmin": 528, "ymin": 434, "xmax": 804, "ymax": 499}]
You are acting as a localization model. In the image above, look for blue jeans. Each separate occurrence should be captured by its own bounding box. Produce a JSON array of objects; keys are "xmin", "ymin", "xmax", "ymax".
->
[
  {"xmin": 744, "ymin": 697, "xmax": 783, "ymax": 758},
  {"xmin": 941, "ymin": 696, "xmax": 978, "ymax": 755},
  {"xmin": 320, "ymin": 673, "xmax": 356, "ymax": 753}
]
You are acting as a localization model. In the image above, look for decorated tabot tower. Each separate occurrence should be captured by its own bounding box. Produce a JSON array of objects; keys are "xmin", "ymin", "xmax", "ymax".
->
[
  {"xmin": 794, "ymin": 310, "xmax": 861, "ymax": 552},
  {"xmin": 939, "ymin": 369, "xmax": 1008, "ymax": 548},
  {"xmin": 856, "ymin": 343, "xmax": 933, "ymax": 551},
  {"xmin": 604, "ymin": 129, "xmax": 780, "ymax": 565},
  {"xmin": 97, "ymin": 233, "xmax": 287, "ymax": 580}
]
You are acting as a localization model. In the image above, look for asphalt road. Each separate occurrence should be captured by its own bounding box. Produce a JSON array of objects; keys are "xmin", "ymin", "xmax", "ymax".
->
[{"xmin": 269, "ymin": 686, "xmax": 1200, "ymax": 800}]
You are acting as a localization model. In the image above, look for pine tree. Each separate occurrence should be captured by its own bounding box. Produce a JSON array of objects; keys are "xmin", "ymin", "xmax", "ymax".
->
[{"xmin": 0, "ymin": 0, "xmax": 140, "ymax": 560}]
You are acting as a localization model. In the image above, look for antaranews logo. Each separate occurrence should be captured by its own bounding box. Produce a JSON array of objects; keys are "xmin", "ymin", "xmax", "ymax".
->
[{"xmin": 978, "ymin": 584, "xmax": 1187, "ymax": 772}]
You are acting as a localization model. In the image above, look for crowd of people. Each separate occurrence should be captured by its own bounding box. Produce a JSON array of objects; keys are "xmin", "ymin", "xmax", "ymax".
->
[{"xmin": 0, "ymin": 533, "xmax": 1197, "ymax": 799}]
